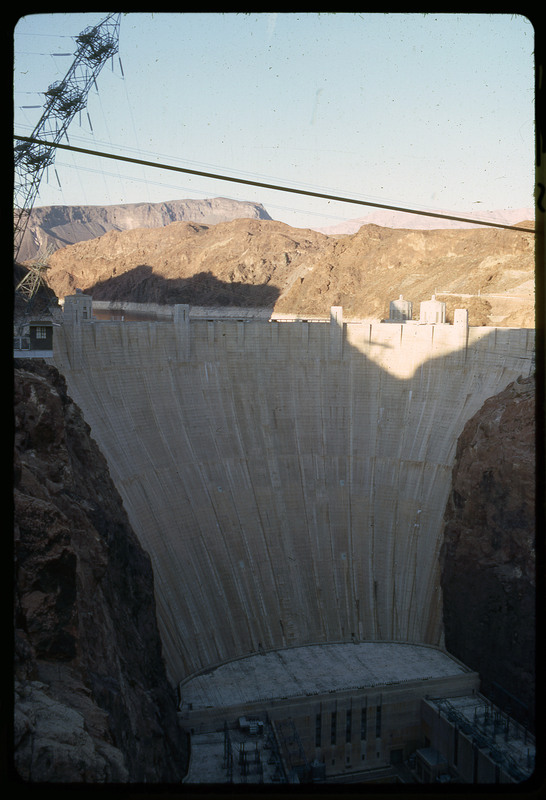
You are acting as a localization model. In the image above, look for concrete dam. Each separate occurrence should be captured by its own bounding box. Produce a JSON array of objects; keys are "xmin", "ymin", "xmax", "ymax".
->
[{"xmin": 51, "ymin": 301, "xmax": 534, "ymax": 688}]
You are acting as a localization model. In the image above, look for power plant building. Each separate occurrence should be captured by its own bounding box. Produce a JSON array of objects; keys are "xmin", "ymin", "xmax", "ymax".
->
[{"xmin": 179, "ymin": 642, "xmax": 481, "ymax": 782}]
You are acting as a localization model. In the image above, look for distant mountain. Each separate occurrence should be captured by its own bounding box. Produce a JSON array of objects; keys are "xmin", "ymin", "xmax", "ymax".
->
[
  {"xmin": 313, "ymin": 207, "xmax": 535, "ymax": 235},
  {"xmin": 18, "ymin": 198, "xmax": 533, "ymax": 263},
  {"xmin": 16, "ymin": 197, "xmax": 273, "ymax": 263}
]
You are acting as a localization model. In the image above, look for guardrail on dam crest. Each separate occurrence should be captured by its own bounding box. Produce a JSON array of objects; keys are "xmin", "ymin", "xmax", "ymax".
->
[{"xmin": 52, "ymin": 305, "xmax": 534, "ymax": 684}]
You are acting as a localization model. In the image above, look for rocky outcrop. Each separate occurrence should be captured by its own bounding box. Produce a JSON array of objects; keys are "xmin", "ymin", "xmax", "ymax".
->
[
  {"xmin": 13, "ymin": 359, "xmax": 188, "ymax": 783},
  {"xmin": 18, "ymin": 197, "xmax": 273, "ymax": 262},
  {"xmin": 441, "ymin": 374, "xmax": 535, "ymax": 731}
]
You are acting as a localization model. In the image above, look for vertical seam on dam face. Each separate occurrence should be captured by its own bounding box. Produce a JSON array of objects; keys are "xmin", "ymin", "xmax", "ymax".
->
[{"xmin": 52, "ymin": 314, "xmax": 534, "ymax": 684}]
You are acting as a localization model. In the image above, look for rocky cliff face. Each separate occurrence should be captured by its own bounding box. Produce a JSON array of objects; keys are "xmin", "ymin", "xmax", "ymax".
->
[
  {"xmin": 13, "ymin": 359, "xmax": 188, "ymax": 783},
  {"xmin": 18, "ymin": 197, "xmax": 272, "ymax": 262},
  {"xmin": 441, "ymin": 374, "xmax": 535, "ymax": 731},
  {"xmin": 43, "ymin": 216, "xmax": 535, "ymax": 327}
]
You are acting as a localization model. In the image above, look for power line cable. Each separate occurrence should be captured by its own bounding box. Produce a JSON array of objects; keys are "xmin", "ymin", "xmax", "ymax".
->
[
  {"xmin": 23, "ymin": 125, "xmax": 523, "ymax": 227},
  {"xmin": 48, "ymin": 159, "xmax": 351, "ymax": 222},
  {"xmin": 13, "ymin": 134, "xmax": 536, "ymax": 234}
]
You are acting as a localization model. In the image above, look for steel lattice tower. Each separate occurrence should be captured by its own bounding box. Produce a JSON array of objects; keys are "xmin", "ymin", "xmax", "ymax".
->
[{"xmin": 13, "ymin": 13, "xmax": 121, "ymax": 270}]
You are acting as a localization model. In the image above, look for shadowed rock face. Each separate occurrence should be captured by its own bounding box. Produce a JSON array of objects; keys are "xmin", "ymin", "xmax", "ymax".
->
[
  {"xmin": 13, "ymin": 359, "xmax": 188, "ymax": 783},
  {"xmin": 441, "ymin": 374, "xmax": 536, "ymax": 731}
]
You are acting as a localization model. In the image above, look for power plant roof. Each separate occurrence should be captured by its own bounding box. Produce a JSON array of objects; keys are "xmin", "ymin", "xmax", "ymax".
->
[{"xmin": 180, "ymin": 642, "xmax": 470, "ymax": 709}]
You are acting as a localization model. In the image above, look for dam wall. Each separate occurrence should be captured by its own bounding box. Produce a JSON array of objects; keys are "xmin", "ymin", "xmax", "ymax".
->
[{"xmin": 51, "ymin": 308, "xmax": 534, "ymax": 684}]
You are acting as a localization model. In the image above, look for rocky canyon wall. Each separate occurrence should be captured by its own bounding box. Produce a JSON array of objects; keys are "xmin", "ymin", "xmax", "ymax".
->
[
  {"xmin": 13, "ymin": 359, "xmax": 188, "ymax": 782},
  {"xmin": 441, "ymin": 374, "xmax": 536, "ymax": 731}
]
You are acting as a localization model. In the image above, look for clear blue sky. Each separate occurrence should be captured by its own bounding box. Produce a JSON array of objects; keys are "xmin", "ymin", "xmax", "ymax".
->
[{"xmin": 13, "ymin": 12, "xmax": 535, "ymax": 229}]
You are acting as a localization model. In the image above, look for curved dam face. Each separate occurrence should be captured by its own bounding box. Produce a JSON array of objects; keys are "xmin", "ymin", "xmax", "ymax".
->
[{"xmin": 52, "ymin": 307, "xmax": 534, "ymax": 684}]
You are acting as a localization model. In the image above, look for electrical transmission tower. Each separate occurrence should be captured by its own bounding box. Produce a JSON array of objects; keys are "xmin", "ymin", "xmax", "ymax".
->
[
  {"xmin": 13, "ymin": 12, "xmax": 121, "ymax": 279},
  {"xmin": 15, "ymin": 244, "xmax": 56, "ymax": 303}
]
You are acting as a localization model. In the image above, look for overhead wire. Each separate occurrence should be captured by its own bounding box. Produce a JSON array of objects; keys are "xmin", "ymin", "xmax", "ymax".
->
[
  {"xmin": 47, "ymin": 158, "xmax": 347, "ymax": 223},
  {"xmin": 13, "ymin": 134, "xmax": 535, "ymax": 235}
]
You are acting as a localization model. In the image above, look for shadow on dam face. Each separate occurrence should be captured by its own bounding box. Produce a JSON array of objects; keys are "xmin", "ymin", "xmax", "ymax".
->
[{"xmin": 51, "ymin": 302, "xmax": 534, "ymax": 685}]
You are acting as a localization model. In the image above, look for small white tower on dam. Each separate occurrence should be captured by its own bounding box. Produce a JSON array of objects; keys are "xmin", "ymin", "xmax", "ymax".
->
[
  {"xmin": 63, "ymin": 289, "xmax": 93, "ymax": 323},
  {"xmin": 389, "ymin": 294, "xmax": 413, "ymax": 322},
  {"xmin": 419, "ymin": 294, "xmax": 446, "ymax": 324},
  {"xmin": 454, "ymin": 308, "xmax": 469, "ymax": 327}
]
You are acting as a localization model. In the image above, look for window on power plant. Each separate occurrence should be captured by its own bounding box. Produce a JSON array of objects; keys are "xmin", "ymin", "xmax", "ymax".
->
[
  {"xmin": 345, "ymin": 709, "xmax": 352, "ymax": 743},
  {"xmin": 315, "ymin": 713, "xmax": 321, "ymax": 748},
  {"xmin": 361, "ymin": 707, "xmax": 367, "ymax": 741}
]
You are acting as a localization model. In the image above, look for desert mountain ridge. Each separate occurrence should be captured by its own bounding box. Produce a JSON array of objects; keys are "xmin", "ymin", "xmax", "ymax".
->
[
  {"xmin": 44, "ymin": 214, "xmax": 535, "ymax": 328},
  {"xmin": 17, "ymin": 197, "xmax": 273, "ymax": 263},
  {"xmin": 18, "ymin": 197, "xmax": 533, "ymax": 263}
]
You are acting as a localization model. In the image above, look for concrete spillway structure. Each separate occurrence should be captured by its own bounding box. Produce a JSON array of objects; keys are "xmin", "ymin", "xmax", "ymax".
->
[{"xmin": 51, "ymin": 304, "xmax": 534, "ymax": 685}]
